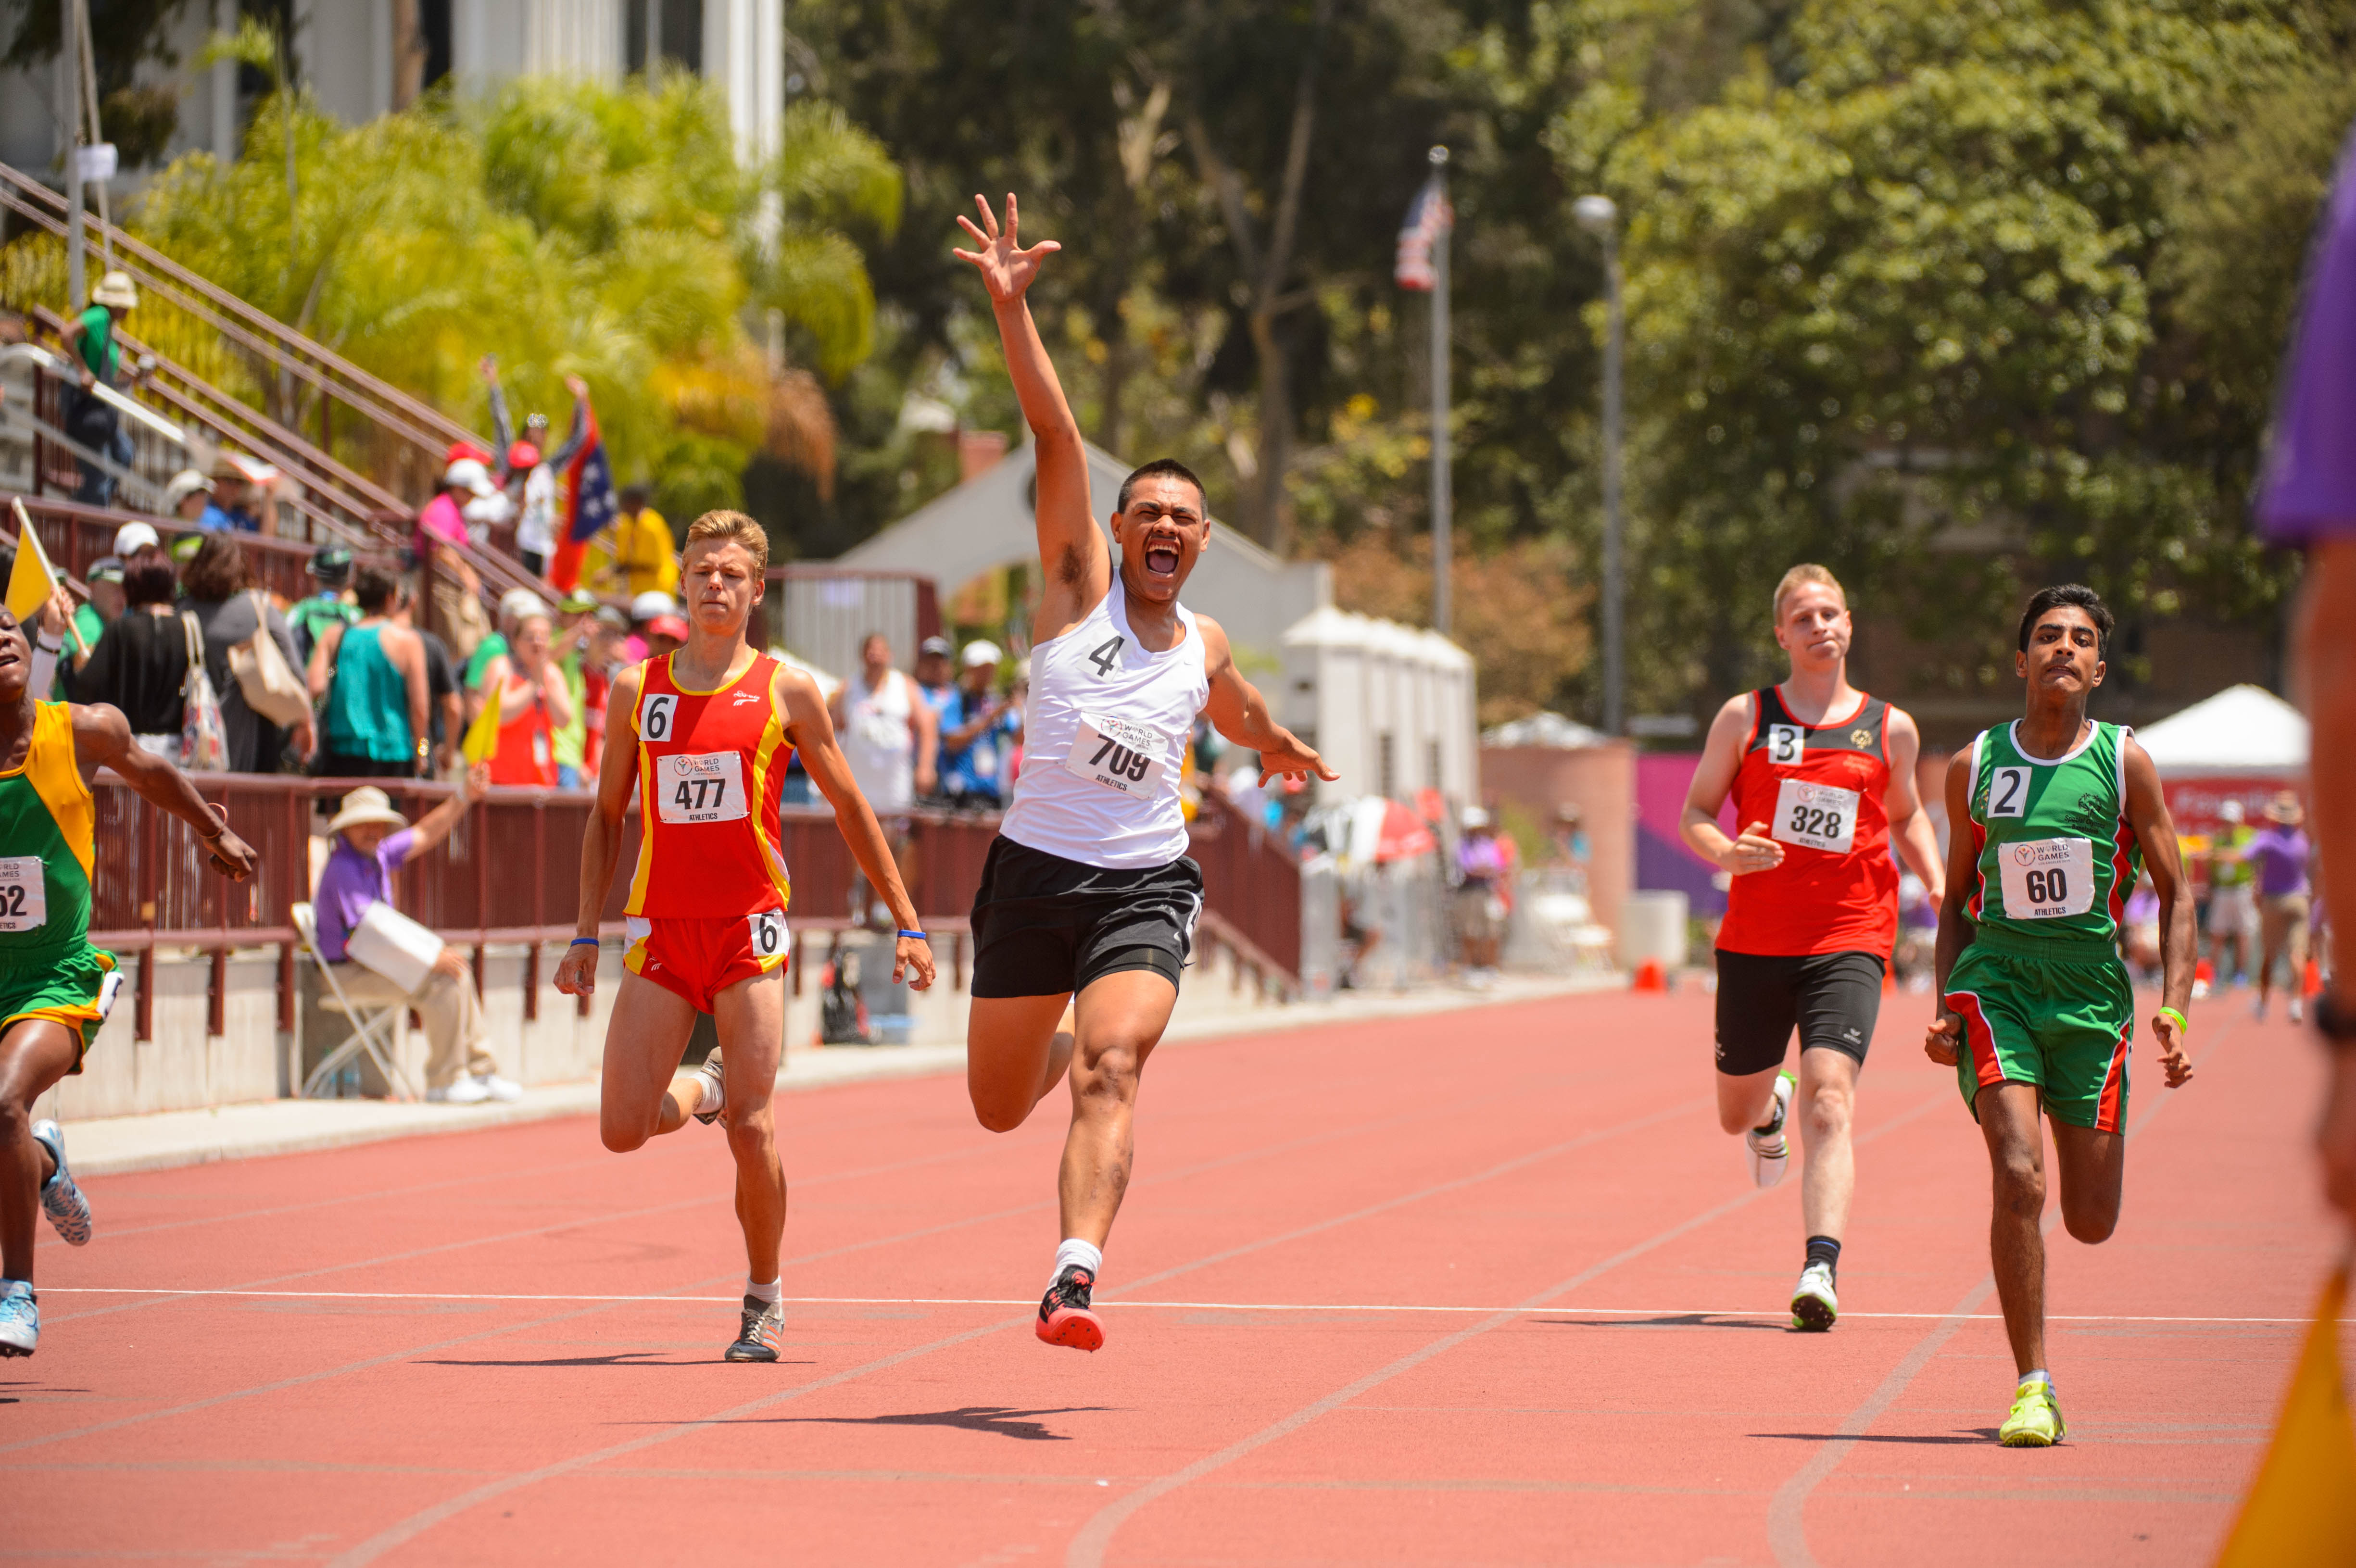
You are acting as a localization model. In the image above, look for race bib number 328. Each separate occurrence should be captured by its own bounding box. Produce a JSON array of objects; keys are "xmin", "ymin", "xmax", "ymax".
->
[
  {"xmin": 656, "ymin": 752, "xmax": 748, "ymax": 824},
  {"xmin": 1771, "ymin": 778, "xmax": 1860, "ymax": 855},
  {"xmin": 1063, "ymin": 714, "xmax": 1171, "ymax": 798},
  {"xmin": 0, "ymin": 856, "xmax": 45, "ymax": 933}
]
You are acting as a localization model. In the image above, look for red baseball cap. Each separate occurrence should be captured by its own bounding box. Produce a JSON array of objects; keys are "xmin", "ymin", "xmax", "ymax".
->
[{"xmin": 647, "ymin": 614, "xmax": 691, "ymax": 641}]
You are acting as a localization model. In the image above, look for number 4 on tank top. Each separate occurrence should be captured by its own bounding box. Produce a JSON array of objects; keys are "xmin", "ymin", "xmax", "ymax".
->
[{"xmin": 1087, "ymin": 636, "xmax": 1124, "ymax": 677}]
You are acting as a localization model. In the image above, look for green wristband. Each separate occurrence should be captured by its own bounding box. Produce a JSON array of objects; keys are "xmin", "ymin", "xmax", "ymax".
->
[{"xmin": 2156, "ymin": 1005, "xmax": 2188, "ymax": 1035}]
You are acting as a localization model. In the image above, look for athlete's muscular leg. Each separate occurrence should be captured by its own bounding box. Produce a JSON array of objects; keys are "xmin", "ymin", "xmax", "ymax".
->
[
  {"xmin": 711, "ymin": 969, "xmax": 788, "ymax": 1283},
  {"xmin": 0, "ymin": 1021, "xmax": 80, "ymax": 1285},
  {"xmin": 1716, "ymin": 1064, "xmax": 1784, "ymax": 1134},
  {"xmin": 968, "ymin": 995, "xmax": 1078, "ymax": 1132},
  {"xmin": 1796, "ymin": 1047, "xmax": 1858, "ymax": 1241},
  {"xmin": 598, "ymin": 973, "xmax": 701, "ymax": 1153},
  {"xmin": 2047, "ymin": 1119, "xmax": 2126, "ymax": 1245},
  {"xmin": 1977, "ymin": 1083, "xmax": 2050, "ymax": 1376},
  {"xmin": 1060, "ymin": 971, "xmax": 1179, "ymax": 1246}
]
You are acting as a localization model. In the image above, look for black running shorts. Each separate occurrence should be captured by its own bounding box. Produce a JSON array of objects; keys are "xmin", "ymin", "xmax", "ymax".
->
[
  {"xmin": 969, "ymin": 836, "xmax": 1203, "ymax": 999},
  {"xmin": 1713, "ymin": 949, "xmax": 1885, "ymax": 1076}
]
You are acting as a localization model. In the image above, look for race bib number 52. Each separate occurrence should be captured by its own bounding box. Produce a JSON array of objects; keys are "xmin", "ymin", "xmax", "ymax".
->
[
  {"xmin": 1772, "ymin": 779, "xmax": 1860, "ymax": 854},
  {"xmin": 0, "ymin": 857, "xmax": 45, "ymax": 932},
  {"xmin": 656, "ymin": 752, "xmax": 748, "ymax": 824},
  {"xmin": 1999, "ymin": 837, "xmax": 2095, "ymax": 920},
  {"xmin": 1064, "ymin": 714, "xmax": 1171, "ymax": 798}
]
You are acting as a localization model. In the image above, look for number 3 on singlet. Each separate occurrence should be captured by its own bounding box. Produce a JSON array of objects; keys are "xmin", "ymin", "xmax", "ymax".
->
[{"xmin": 748, "ymin": 909, "xmax": 784, "ymax": 958}]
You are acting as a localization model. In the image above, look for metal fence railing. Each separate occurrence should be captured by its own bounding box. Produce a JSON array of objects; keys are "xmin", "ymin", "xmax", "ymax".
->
[{"xmin": 4, "ymin": 491, "xmax": 379, "ymax": 607}]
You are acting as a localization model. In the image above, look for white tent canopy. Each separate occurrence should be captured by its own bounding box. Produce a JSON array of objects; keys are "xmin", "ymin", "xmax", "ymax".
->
[{"xmin": 2132, "ymin": 684, "xmax": 2308, "ymax": 777}]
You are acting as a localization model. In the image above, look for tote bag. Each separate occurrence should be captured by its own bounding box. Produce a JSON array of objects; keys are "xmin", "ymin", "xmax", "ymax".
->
[
  {"xmin": 227, "ymin": 590, "xmax": 312, "ymax": 727},
  {"xmin": 179, "ymin": 612, "xmax": 230, "ymax": 772}
]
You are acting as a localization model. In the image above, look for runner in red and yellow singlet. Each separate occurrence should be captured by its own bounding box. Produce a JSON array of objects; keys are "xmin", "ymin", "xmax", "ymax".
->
[
  {"xmin": 555, "ymin": 511, "xmax": 934, "ymax": 1364},
  {"xmin": 1681, "ymin": 565, "xmax": 1945, "ymax": 1331}
]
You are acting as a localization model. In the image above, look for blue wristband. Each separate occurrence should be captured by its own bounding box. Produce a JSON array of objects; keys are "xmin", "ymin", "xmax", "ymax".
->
[
  {"xmin": 896, "ymin": 929, "xmax": 927, "ymax": 941},
  {"xmin": 569, "ymin": 936, "xmax": 600, "ymax": 948}
]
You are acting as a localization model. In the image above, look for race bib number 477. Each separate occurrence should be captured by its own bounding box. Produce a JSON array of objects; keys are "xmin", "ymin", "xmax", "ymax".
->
[
  {"xmin": 1063, "ymin": 714, "xmax": 1171, "ymax": 798},
  {"xmin": 656, "ymin": 752, "xmax": 748, "ymax": 824}
]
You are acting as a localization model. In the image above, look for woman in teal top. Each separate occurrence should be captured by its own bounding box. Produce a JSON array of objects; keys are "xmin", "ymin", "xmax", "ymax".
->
[{"xmin": 305, "ymin": 564, "xmax": 428, "ymax": 779}]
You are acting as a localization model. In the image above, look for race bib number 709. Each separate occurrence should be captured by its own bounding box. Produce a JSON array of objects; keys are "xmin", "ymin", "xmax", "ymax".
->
[{"xmin": 1063, "ymin": 714, "xmax": 1172, "ymax": 798}]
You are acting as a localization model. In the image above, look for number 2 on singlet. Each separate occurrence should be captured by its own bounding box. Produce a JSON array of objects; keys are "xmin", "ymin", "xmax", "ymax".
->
[
  {"xmin": 1063, "ymin": 713, "xmax": 1170, "ymax": 797},
  {"xmin": 1998, "ymin": 838, "xmax": 2094, "ymax": 919},
  {"xmin": 656, "ymin": 753, "xmax": 748, "ymax": 824},
  {"xmin": 0, "ymin": 857, "xmax": 46, "ymax": 932}
]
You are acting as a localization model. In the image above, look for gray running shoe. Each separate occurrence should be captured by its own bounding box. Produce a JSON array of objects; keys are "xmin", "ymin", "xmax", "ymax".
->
[
  {"xmin": 725, "ymin": 1293, "xmax": 783, "ymax": 1361},
  {"xmin": 691, "ymin": 1050, "xmax": 726, "ymax": 1126},
  {"xmin": 31, "ymin": 1120, "xmax": 90, "ymax": 1246}
]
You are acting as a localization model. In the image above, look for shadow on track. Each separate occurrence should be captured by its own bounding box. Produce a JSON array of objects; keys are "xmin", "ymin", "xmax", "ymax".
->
[
  {"xmin": 1537, "ymin": 1314, "xmax": 1786, "ymax": 1331},
  {"xmin": 746, "ymin": 1405, "xmax": 1112, "ymax": 1442},
  {"xmin": 412, "ymin": 1351, "xmax": 755, "ymax": 1368},
  {"xmin": 1751, "ymin": 1429, "xmax": 1998, "ymax": 1445}
]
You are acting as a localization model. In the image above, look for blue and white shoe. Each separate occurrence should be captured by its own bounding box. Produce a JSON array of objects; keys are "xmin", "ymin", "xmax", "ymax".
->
[
  {"xmin": 31, "ymin": 1120, "xmax": 91, "ymax": 1246},
  {"xmin": 690, "ymin": 1050, "xmax": 727, "ymax": 1127},
  {"xmin": 0, "ymin": 1280, "xmax": 37, "ymax": 1357}
]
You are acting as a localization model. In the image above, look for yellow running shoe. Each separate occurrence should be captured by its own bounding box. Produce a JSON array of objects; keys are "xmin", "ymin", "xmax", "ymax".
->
[{"xmin": 1998, "ymin": 1379, "xmax": 2065, "ymax": 1446}]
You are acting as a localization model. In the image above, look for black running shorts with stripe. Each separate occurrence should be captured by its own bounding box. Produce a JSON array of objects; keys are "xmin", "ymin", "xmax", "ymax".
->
[{"xmin": 969, "ymin": 837, "xmax": 1202, "ymax": 999}]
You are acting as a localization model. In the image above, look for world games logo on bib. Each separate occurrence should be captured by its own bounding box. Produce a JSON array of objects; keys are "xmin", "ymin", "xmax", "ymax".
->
[{"xmin": 2001, "ymin": 837, "xmax": 2093, "ymax": 919}]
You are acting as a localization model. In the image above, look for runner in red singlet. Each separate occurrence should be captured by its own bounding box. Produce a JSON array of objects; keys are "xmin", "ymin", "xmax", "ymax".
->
[
  {"xmin": 1681, "ymin": 564, "xmax": 1944, "ymax": 1330},
  {"xmin": 555, "ymin": 511, "xmax": 934, "ymax": 1363}
]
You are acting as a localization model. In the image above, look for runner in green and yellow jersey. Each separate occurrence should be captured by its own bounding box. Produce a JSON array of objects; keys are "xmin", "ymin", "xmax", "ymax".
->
[
  {"xmin": 1926, "ymin": 585, "xmax": 2194, "ymax": 1448},
  {"xmin": 0, "ymin": 602, "xmax": 258, "ymax": 1358}
]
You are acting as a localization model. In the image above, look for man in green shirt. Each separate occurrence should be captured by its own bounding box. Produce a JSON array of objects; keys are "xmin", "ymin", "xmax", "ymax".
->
[
  {"xmin": 58, "ymin": 272, "xmax": 141, "ymax": 508},
  {"xmin": 286, "ymin": 548, "xmax": 360, "ymax": 668},
  {"xmin": 2203, "ymin": 799, "xmax": 2257, "ymax": 989}
]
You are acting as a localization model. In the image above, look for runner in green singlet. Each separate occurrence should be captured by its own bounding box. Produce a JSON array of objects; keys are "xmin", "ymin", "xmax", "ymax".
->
[
  {"xmin": 0, "ymin": 605, "xmax": 258, "ymax": 1358},
  {"xmin": 1925, "ymin": 584, "xmax": 2195, "ymax": 1447}
]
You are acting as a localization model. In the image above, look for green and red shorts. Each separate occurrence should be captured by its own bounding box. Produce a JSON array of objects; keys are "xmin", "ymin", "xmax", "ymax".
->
[{"xmin": 1943, "ymin": 933, "xmax": 2135, "ymax": 1133}]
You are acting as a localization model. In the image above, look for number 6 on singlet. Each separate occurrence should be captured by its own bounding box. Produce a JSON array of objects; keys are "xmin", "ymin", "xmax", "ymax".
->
[
  {"xmin": 748, "ymin": 909, "xmax": 783, "ymax": 958},
  {"xmin": 639, "ymin": 692, "xmax": 678, "ymax": 742}
]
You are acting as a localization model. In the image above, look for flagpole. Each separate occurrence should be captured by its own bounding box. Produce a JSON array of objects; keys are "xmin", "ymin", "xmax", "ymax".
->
[{"xmin": 1428, "ymin": 145, "xmax": 1451, "ymax": 640}]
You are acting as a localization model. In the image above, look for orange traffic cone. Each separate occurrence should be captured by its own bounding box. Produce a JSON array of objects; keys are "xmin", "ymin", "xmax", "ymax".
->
[
  {"xmin": 1634, "ymin": 958, "xmax": 1666, "ymax": 993},
  {"xmin": 2305, "ymin": 959, "xmax": 2324, "ymax": 999}
]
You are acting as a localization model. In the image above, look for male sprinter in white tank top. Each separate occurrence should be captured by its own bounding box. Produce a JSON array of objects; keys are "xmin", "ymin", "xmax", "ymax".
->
[{"xmin": 955, "ymin": 195, "xmax": 1335, "ymax": 1352}]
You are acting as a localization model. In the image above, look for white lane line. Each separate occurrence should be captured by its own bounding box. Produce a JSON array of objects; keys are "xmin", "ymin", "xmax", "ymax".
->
[{"xmin": 32, "ymin": 1288, "xmax": 2309, "ymax": 1325}]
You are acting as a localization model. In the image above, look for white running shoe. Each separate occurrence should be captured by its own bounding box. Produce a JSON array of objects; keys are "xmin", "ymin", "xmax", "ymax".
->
[
  {"xmin": 1791, "ymin": 1259, "xmax": 1839, "ymax": 1331},
  {"xmin": 0, "ymin": 1280, "xmax": 36, "ymax": 1357},
  {"xmin": 2290, "ymin": 997, "xmax": 2306, "ymax": 1026},
  {"xmin": 690, "ymin": 1050, "xmax": 727, "ymax": 1126},
  {"xmin": 30, "ymin": 1120, "xmax": 90, "ymax": 1246},
  {"xmin": 474, "ymin": 1073, "xmax": 523, "ymax": 1103},
  {"xmin": 1746, "ymin": 1071, "xmax": 1795, "ymax": 1188},
  {"xmin": 427, "ymin": 1078, "xmax": 491, "ymax": 1105},
  {"xmin": 2252, "ymin": 996, "xmax": 2267, "ymax": 1022}
]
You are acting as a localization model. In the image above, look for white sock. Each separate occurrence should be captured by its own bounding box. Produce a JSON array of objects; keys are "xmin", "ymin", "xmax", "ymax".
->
[
  {"xmin": 1051, "ymin": 1238, "xmax": 1103, "ymax": 1287},
  {"xmin": 2019, "ymin": 1367, "xmax": 2051, "ymax": 1390},
  {"xmin": 746, "ymin": 1277, "xmax": 781, "ymax": 1305}
]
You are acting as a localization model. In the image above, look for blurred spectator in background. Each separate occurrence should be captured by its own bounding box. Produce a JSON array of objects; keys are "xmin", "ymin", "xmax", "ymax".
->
[
  {"xmin": 1454, "ymin": 807, "xmax": 1512, "ymax": 986},
  {"xmin": 641, "ymin": 611, "xmax": 688, "ymax": 661},
  {"xmin": 315, "ymin": 770, "xmax": 518, "ymax": 1104},
  {"xmin": 1552, "ymin": 803, "xmax": 1591, "ymax": 894},
  {"xmin": 52, "ymin": 556, "xmax": 119, "ymax": 698},
  {"xmin": 832, "ymin": 631, "xmax": 934, "ymax": 925},
  {"xmin": 287, "ymin": 547, "xmax": 358, "ymax": 667},
  {"xmin": 162, "ymin": 469, "xmax": 212, "ymax": 527},
  {"xmin": 621, "ymin": 590, "xmax": 671, "ymax": 664},
  {"xmin": 2206, "ymin": 799, "xmax": 2257, "ymax": 987},
  {"xmin": 310, "ymin": 564, "xmax": 428, "ymax": 778},
  {"xmin": 416, "ymin": 459, "xmax": 496, "ymax": 562},
  {"xmin": 915, "ymin": 634, "xmax": 955, "ymax": 712},
  {"xmin": 113, "ymin": 519, "xmax": 162, "ymax": 566},
  {"xmin": 387, "ymin": 587, "xmax": 461, "ymax": 777},
  {"xmin": 2242, "ymin": 791, "xmax": 2314, "ymax": 1024},
  {"xmin": 937, "ymin": 639, "xmax": 1019, "ymax": 809},
  {"xmin": 181, "ymin": 534, "xmax": 309, "ymax": 772},
  {"xmin": 584, "ymin": 483, "xmax": 679, "ymax": 601},
  {"xmin": 548, "ymin": 591, "xmax": 601, "ymax": 788},
  {"xmin": 463, "ymin": 587, "xmax": 541, "ymax": 694},
  {"xmin": 426, "ymin": 542, "xmax": 492, "ymax": 666},
  {"xmin": 476, "ymin": 611, "xmax": 572, "ymax": 789},
  {"xmin": 582, "ymin": 606, "xmax": 625, "ymax": 767},
  {"xmin": 76, "ymin": 554, "xmax": 186, "ymax": 757},
  {"xmin": 61, "ymin": 270, "xmax": 141, "ymax": 507},
  {"xmin": 483, "ymin": 357, "xmax": 576, "ymax": 578},
  {"xmin": 202, "ymin": 458, "xmax": 279, "ymax": 536},
  {"xmin": 2123, "ymin": 872, "xmax": 2164, "ymax": 985},
  {"xmin": 1896, "ymin": 868, "xmax": 1941, "ymax": 990}
]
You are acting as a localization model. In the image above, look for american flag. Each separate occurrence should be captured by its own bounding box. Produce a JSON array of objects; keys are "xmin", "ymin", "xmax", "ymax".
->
[
  {"xmin": 548, "ymin": 407, "xmax": 616, "ymax": 593},
  {"xmin": 1395, "ymin": 175, "xmax": 1452, "ymax": 291}
]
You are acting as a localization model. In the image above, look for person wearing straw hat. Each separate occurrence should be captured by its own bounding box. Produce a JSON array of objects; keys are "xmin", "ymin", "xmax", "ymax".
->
[
  {"xmin": 161, "ymin": 470, "xmax": 213, "ymax": 527},
  {"xmin": 0, "ymin": 594, "xmax": 259, "ymax": 1358},
  {"xmin": 313, "ymin": 767, "xmax": 516, "ymax": 1105},
  {"xmin": 59, "ymin": 272, "xmax": 143, "ymax": 508},
  {"xmin": 2236, "ymin": 790, "xmax": 2315, "ymax": 1025}
]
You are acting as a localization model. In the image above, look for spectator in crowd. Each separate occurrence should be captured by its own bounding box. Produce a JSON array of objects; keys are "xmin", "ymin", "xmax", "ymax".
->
[
  {"xmin": 286, "ymin": 547, "xmax": 359, "ymax": 667},
  {"xmin": 416, "ymin": 458, "xmax": 497, "ymax": 562},
  {"xmin": 641, "ymin": 611, "xmax": 688, "ymax": 661},
  {"xmin": 60, "ymin": 270, "xmax": 142, "ymax": 507},
  {"xmin": 2123, "ymin": 871, "xmax": 2165, "ymax": 984},
  {"xmin": 384, "ymin": 588, "xmax": 463, "ymax": 778},
  {"xmin": 475, "ymin": 610, "xmax": 573, "ymax": 789},
  {"xmin": 202, "ymin": 458, "xmax": 280, "ymax": 535},
  {"xmin": 462, "ymin": 587, "xmax": 538, "ymax": 694},
  {"xmin": 51, "ymin": 557, "xmax": 119, "ymax": 699},
  {"xmin": 2205, "ymin": 798, "xmax": 2258, "ymax": 987},
  {"xmin": 2240, "ymin": 790, "xmax": 2315, "ymax": 1024},
  {"xmin": 75, "ymin": 554, "xmax": 187, "ymax": 757},
  {"xmin": 936, "ymin": 639, "xmax": 1020, "ymax": 809},
  {"xmin": 162, "ymin": 469, "xmax": 212, "ymax": 526},
  {"xmin": 1454, "ymin": 806, "xmax": 1513, "ymax": 986},
  {"xmin": 831, "ymin": 630, "xmax": 936, "ymax": 925},
  {"xmin": 620, "ymin": 590, "xmax": 672, "ymax": 664},
  {"xmin": 314, "ymin": 769, "xmax": 519, "ymax": 1104},
  {"xmin": 113, "ymin": 519, "xmax": 163, "ymax": 566},
  {"xmin": 915, "ymin": 634, "xmax": 955, "ymax": 709},
  {"xmin": 180, "ymin": 534, "xmax": 310, "ymax": 773},
  {"xmin": 548, "ymin": 591, "xmax": 602, "ymax": 788},
  {"xmin": 424, "ymin": 541, "xmax": 493, "ymax": 667},
  {"xmin": 1552, "ymin": 803, "xmax": 1592, "ymax": 893},
  {"xmin": 584, "ymin": 481, "xmax": 679, "ymax": 601},
  {"xmin": 309, "ymin": 563, "xmax": 428, "ymax": 778},
  {"xmin": 482, "ymin": 357, "xmax": 578, "ymax": 578},
  {"xmin": 580, "ymin": 606, "xmax": 625, "ymax": 769}
]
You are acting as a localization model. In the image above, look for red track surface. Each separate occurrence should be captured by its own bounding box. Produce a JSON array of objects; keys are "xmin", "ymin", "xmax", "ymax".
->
[{"xmin": 4, "ymin": 987, "xmax": 2342, "ymax": 1565}]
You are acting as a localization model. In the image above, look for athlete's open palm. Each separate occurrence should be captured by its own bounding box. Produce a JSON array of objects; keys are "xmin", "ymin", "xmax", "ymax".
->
[{"xmin": 953, "ymin": 194, "xmax": 1060, "ymax": 305}]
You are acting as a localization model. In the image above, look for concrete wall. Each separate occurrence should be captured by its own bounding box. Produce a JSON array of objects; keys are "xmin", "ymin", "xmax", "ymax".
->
[{"xmin": 1478, "ymin": 742, "xmax": 1636, "ymax": 937}]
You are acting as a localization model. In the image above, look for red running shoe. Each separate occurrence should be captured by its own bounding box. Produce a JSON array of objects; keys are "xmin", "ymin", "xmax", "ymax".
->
[{"xmin": 1036, "ymin": 1266, "xmax": 1103, "ymax": 1351}]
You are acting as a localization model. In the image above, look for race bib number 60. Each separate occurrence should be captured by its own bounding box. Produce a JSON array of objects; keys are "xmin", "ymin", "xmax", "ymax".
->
[
  {"xmin": 656, "ymin": 752, "xmax": 748, "ymax": 824},
  {"xmin": 1064, "ymin": 714, "xmax": 1171, "ymax": 797},
  {"xmin": 0, "ymin": 857, "xmax": 45, "ymax": 933},
  {"xmin": 1999, "ymin": 837, "xmax": 2095, "ymax": 919},
  {"xmin": 1771, "ymin": 779, "xmax": 1860, "ymax": 854}
]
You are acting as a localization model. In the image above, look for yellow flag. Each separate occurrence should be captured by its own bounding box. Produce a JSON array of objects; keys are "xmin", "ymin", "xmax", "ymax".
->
[
  {"xmin": 5, "ymin": 507, "xmax": 59, "ymax": 622},
  {"xmin": 461, "ymin": 684, "xmax": 504, "ymax": 765},
  {"xmin": 2217, "ymin": 1266, "xmax": 2356, "ymax": 1567}
]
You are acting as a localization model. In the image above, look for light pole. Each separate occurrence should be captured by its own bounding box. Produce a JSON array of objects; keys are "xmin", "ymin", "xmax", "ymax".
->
[
  {"xmin": 1427, "ymin": 145, "xmax": 1452, "ymax": 639},
  {"xmin": 1574, "ymin": 193, "xmax": 1624, "ymax": 737}
]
